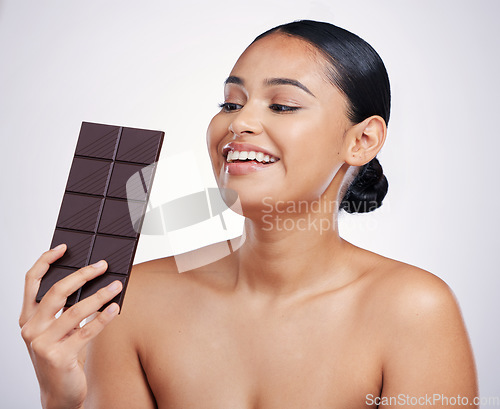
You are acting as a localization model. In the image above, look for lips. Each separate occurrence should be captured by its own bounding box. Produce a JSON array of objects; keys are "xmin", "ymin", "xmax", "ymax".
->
[{"xmin": 221, "ymin": 142, "xmax": 280, "ymax": 175}]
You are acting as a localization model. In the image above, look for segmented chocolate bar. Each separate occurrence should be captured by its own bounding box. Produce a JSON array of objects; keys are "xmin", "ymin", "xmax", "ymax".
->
[{"xmin": 36, "ymin": 122, "xmax": 164, "ymax": 310}]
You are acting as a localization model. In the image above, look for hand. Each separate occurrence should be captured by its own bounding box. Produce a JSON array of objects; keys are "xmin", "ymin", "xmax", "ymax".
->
[{"xmin": 19, "ymin": 244, "xmax": 123, "ymax": 409}]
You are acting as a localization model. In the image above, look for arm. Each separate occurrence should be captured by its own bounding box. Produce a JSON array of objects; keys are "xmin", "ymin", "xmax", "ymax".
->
[{"xmin": 379, "ymin": 271, "xmax": 478, "ymax": 408}]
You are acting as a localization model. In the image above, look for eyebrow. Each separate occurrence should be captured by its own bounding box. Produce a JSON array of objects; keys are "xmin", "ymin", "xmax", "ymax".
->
[{"xmin": 224, "ymin": 76, "xmax": 316, "ymax": 97}]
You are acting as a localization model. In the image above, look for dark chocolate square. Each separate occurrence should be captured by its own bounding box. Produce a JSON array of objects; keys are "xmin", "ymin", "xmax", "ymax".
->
[
  {"xmin": 89, "ymin": 235, "xmax": 136, "ymax": 274},
  {"xmin": 107, "ymin": 162, "xmax": 151, "ymax": 201},
  {"xmin": 79, "ymin": 273, "xmax": 128, "ymax": 310},
  {"xmin": 116, "ymin": 128, "xmax": 163, "ymax": 164},
  {"xmin": 50, "ymin": 229, "xmax": 94, "ymax": 268},
  {"xmin": 56, "ymin": 193, "xmax": 103, "ymax": 232},
  {"xmin": 74, "ymin": 122, "xmax": 120, "ymax": 160},
  {"xmin": 36, "ymin": 266, "xmax": 79, "ymax": 306},
  {"xmin": 66, "ymin": 157, "xmax": 112, "ymax": 196},
  {"xmin": 97, "ymin": 198, "xmax": 146, "ymax": 238}
]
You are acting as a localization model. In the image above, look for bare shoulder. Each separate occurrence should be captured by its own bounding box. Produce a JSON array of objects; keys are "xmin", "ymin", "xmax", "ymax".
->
[
  {"xmin": 121, "ymin": 241, "xmax": 235, "ymax": 318},
  {"xmin": 353, "ymin": 249, "xmax": 478, "ymax": 399},
  {"xmin": 351, "ymin": 247, "xmax": 478, "ymax": 399},
  {"xmin": 346, "ymin": 244, "xmax": 471, "ymax": 352},
  {"xmin": 357, "ymin": 248, "xmax": 460, "ymax": 322}
]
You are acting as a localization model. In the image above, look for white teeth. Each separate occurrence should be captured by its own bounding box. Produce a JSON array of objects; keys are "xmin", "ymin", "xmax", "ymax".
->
[{"xmin": 226, "ymin": 149, "xmax": 278, "ymax": 163}]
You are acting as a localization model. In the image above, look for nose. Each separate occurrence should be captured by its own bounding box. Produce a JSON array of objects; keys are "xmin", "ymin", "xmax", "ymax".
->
[{"xmin": 228, "ymin": 104, "xmax": 263, "ymax": 137}]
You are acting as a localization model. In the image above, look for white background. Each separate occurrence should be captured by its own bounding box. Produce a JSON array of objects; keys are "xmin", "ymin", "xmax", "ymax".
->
[{"xmin": 1, "ymin": 0, "xmax": 499, "ymax": 407}]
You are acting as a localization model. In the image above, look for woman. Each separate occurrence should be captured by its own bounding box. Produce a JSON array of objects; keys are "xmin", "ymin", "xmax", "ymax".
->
[{"xmin": 20, "ymin": 20, "xmax": 477, "ymax": 408}]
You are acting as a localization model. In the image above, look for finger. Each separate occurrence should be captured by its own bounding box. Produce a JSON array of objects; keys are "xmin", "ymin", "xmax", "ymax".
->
[
  {"xmin": 43, "ymin": 280, "xmax": 123, "ymax": 344},
  {"xmin": 20, "ymin": 244, "xmax": 67, "ymax": 327},
  {"xmin": 62, "ymin": 303, "xmax": 120, "ymax": 353},
  {"xmin": 24, "ymin": 260, "xmax": 109, "ymax": 340},
  {"xmin": 37, "ymin": 260, "xmax": 109, "ymax": 320}
]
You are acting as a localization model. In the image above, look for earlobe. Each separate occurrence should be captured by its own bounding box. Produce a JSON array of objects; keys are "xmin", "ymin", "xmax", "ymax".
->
[{"xmin": 344, "ymin": 115, "xmax": 387, "ymax": 166}]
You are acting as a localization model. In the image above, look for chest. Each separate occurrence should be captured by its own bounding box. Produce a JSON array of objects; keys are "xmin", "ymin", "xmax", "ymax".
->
[{"xmin": 140, "ymin": 298, "xmax": 382, "ymax": 408}]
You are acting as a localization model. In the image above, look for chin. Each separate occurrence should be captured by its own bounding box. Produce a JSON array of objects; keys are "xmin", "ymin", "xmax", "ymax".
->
[{"xmin": 221, "ymin": 188, "xmax": 264, "ymax": 216}]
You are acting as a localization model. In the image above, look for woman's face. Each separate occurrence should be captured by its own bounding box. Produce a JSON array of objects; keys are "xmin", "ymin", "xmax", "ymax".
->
[{"xmin": 207, "ymin": 33, "xmax": 352, "ymax": 216}]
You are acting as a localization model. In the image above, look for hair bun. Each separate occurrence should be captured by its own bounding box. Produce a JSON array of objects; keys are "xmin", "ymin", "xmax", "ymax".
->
[{"xmin": 340, "ymin": 157, "xmax": 388, "ymax": 213}]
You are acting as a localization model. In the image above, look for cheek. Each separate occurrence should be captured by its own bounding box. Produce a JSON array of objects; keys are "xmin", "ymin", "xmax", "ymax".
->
[
  {"xmin": 277, "ymin": 113, "xmax": 343, "ymax": 166},
  {"xmin": 276, "ymin": 114, "xmax": 345, "ymax": 197},
  {"xmin": 206, "ymin": 114, "xmax": 228, "ymax": 162}
]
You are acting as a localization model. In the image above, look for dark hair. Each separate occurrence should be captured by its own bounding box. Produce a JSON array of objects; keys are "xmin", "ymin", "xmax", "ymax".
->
[{"xmin": 253, "ymin": 20, "xmax": 390, "ymax": 213}]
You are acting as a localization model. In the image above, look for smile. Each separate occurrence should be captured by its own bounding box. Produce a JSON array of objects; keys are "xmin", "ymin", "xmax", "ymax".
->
[
  {"xmin": 221, "ymin": 143, "xmax": 280, "ymax": 175},
  {"xmin": 226, "ymin": 150, "xmax": 279, "ymax": 164}
]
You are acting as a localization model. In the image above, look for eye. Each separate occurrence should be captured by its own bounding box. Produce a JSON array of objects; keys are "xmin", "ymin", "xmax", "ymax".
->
[
  {"xmin": 218, "ymin": 102, "xmax": 243, "ymax": 112},
  {"xmin": 269, "ymin": 104, "xmax": 300, "ymax": 113}
]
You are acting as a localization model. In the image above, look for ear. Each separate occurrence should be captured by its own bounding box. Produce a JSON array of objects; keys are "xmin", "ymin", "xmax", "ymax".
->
[{"xmin": 343, "ymin": 115, "xmax": 387, "ymax": 166}]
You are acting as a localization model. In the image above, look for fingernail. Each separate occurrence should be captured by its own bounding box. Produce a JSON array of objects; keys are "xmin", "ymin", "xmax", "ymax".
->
[
  {"xmin": 91, "ymin": 260, "xmax": 106, "ymax": 269},
  {"xmin": 52, "ymin": 243, "xmax": 65, "ymax": 251},
  {"xmin": 106, "ymin": 303, "xmax": 119, "ymax": 314},
  {"xmin": 107, "ymin": 281, "xmax": 121, "ymax": 292}
]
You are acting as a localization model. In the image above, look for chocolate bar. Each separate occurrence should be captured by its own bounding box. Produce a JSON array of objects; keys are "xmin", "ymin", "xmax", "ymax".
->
[{"xmin": 36, "ymin": 122, "xmax": 164, "ymax": 310}]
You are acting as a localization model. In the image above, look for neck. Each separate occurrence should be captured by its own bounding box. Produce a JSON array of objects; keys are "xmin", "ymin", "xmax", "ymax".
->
[{"xmin": 235, "ymin": 196, "xmax": 354, "ymax": 298}]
